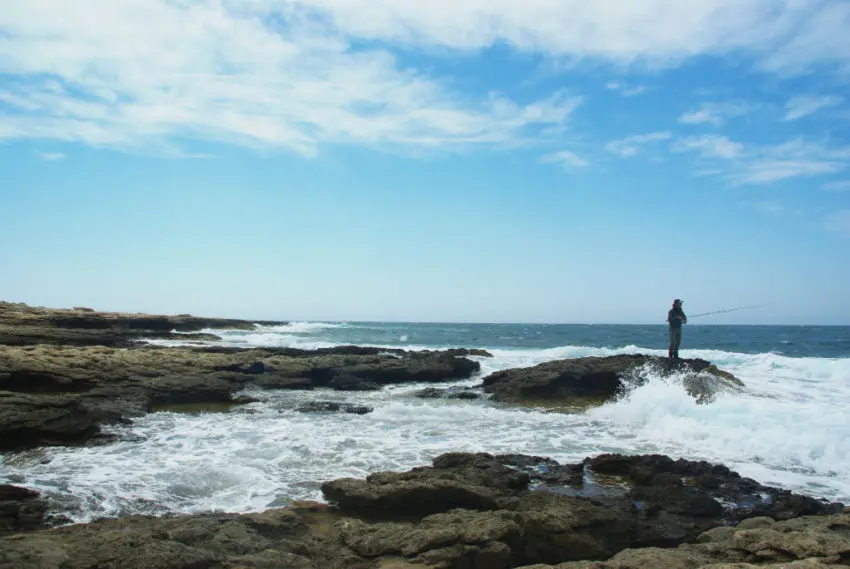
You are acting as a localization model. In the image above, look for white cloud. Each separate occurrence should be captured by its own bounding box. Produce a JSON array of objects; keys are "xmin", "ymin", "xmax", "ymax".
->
[
  {"xmin": 36, "ymin": 151, "xmax": 66, "ymax": 161},
  {"xmin": 825, "ymin": 210, "xmax": 850, "ymax": 238},
  {"xmin": 736, "ymin": 160, "xmax": 842, "ymax": 184},
  {"xmin": 1, "ymin": 1, "xmax": 849, "ymax": 158},
  {"xmin": 823, "ymin": 180, "xmax": 850, "ymax": 192},
  {"xmin": 621, "ymin": 86, "xmax": 648, "ymax": 97},
  {"xmin": 784, "ymin": 95, "xmax": 845, "ymax": 121},
  {"xmin": 675, "ymin": 136, "xmax": 850, "ymax": 185},
  {"xmin": 605, "ymin": 82, "xmax": 647, "ymax": 96},
  {"xmin": 605, "ymin": 132, "xmax": 671, "ymax": 157},
  {"xmin": 678, "ymin": 102, "xmax": 752, "ymax": 126},
  {"xmin": 761, "ymin": 1, "xmax": 850, "ymax": 75},
  {"xmin": 283, "ymin": 0, "xmax": 848, "ymax": 73},
  {"xmin": 0, "ymin": 1, "xmax": 584, "ymax": 156},
  {"xmin": 541, "ymin": 150, "xmax": 588, "ymax": 168},
  {"xmin": 734, "ymin": 139, "xmax": 849, "ymax": 184},
  {"xmin": 672, "ymin": 135, "xmax": 744, "ymax": 159}
]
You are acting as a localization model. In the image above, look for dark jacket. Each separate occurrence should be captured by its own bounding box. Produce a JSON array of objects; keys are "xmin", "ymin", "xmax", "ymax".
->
[{"xmin": 668, "ymin": 308, "xmax": 687, "ymax": 329}]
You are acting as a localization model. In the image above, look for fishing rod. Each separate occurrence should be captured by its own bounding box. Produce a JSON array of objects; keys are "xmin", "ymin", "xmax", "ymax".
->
[{"xmin": 687, "ymin": 303, "xmax": 770, "ymax": 319}]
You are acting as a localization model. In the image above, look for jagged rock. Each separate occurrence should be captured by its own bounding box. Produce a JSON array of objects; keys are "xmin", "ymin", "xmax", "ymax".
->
[
  {"xmin": 415, "ymin": 387, "xmax": 482, "ymax": 400},
  {"xmin": 0, "ymin": 455, "xmax": 846, "ymax": 569},
  {"xmin": 481, "ymin": 355, "xmax": 743, "ymax": 407},
  {"xmin": 585, "ymin": 454, "xmax": 840, "ymax": 527},
  {"xmin": 0, "ymin": 485, "xmax": 51, "ymax": 535},
  {"xmin": 295, "ymin": 402, "xmax": 373, "ymax": 415},
  {"xmin": 327, "ymin": 375, "xmax": 382, "ymax": 391},
  {"xmin": 0, "ymin": 391, "xmax": 122, "ymax": 450},
  {"xmin": 515, "ymin": 513, "xmax": 850, "ymax": 569},
  {"xmin": 0, "ymin": 345, "xmax": 478, "ymax": 450},
  {"xmin": 322, "ymin": 453, "xmax": 530, "ymax": 518}
]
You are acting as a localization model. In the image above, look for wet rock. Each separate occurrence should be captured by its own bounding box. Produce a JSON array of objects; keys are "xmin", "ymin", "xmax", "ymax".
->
[
  {"xmin": 0, "ymin": 485, "xmax": 50, "ymax": 535},
  {"xmin": 322, "ymin": 453, "xmax": 530, "ymax": 518},
  {"xmin": 515, "ymin": 513, "xmax": 850, "ymax": 569},
  {"xmin": 327, "ymin": 374, "xmax": 382, "ymax": 392},
  {"xmin": 497, "ymin": 454, "xmax": 584, "ymax": 487},
  {"xmin": 0, "ymin": 392, "xmax": 118, "ymax": 450},
  {"xmin": 0, "ymin": 344, "xmax": 479, "ymax": 450},
  {"xmin": 481, "ymin": 355, "xmax": 743, "ymax": 407},
  {"xmin": 415, "ymin": 387, "xmax": 482, "ymax": 400},
  {"xmin": 296, "ymin": 402, "xmax": 373, "ymax": 415},
  {"xmin": 440, "ymin": 348, "xmax": 494, "ymax": 358},
  {"xmin": 585, "ymin": 454, "xmax": 842, "ymax": 527},
  {"xmin": 0, "ymin": 454, "xmax": 846, "ymax": 569}
]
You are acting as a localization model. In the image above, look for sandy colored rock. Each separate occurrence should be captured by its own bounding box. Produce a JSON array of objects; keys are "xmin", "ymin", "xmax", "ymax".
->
[
  {"xmin": 0, "ymin": 301, "xmax": 284, "ymax": 347},
  {"xmin": 0, "ymin": 344, "xmax": 479, "ymax": 450},
  {"xmin": 1, "ymin": 456, "xmax": 847, "ymax": 569}
]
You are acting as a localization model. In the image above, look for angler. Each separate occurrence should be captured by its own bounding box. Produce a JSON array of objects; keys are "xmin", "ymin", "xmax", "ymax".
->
[{"xmin": 667, "ymin": 298, "xmax": 687, "ymax": 360}]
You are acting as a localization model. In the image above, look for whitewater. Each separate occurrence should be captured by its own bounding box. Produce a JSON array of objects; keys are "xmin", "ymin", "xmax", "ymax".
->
[{"xmin": 2, "ymin": 321, "xmax": 849, "ymax": 523}]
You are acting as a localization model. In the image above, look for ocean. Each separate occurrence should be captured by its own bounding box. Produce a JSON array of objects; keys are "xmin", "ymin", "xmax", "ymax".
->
[{"xmin": 3, "ymin": 322, "xmax": 849, "ymax": 523}]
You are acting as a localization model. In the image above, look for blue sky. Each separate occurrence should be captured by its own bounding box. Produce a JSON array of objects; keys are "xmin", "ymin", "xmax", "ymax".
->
[{"xmin": 1, "ymin": 0, "xmax": 849, "ymax": 325}]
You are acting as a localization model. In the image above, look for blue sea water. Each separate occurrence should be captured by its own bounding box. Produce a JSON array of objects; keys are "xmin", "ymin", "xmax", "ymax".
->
[
  {"xmin": 3, "ymin": 320, "xmax": 849, "ymax": 523},
  {"xmin": 245, "ymin": 322, "xmax": 850, "ymax": 358}
]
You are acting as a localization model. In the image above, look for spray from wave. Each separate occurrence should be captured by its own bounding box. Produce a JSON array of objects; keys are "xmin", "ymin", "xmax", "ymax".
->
[{"xmin": 101, "ymin": 321, "xmax": 850, "ymax": 519}]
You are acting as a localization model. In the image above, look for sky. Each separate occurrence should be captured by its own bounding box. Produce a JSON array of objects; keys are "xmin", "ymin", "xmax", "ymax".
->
[{"xmin": 1, "ymin": 0, "xmax": 850, "ymax": 325}]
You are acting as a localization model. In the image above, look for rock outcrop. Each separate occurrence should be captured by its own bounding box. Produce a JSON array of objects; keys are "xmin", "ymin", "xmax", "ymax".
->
[
  {"xmin": 481, "ymin": 355, "xmax": 744, "ymax": 407},
  {"xmin": 0, "ymin": 302, "xmax": 284, "ymax": 347},
  {"xmin": 415, "ymin": 387, "xmax": 482, "ymax": 400},
  {"xmin": 0, "ymin": 345, "xmax": 479, "ymax": 450},
  {"xmin": 0, "ymin": 485, "xmax": 57, "ymax": 536},
  {"xmin": 0, "ymin": 453, "xmax": 843, "ymax": 569},
  {"xmin": 519, "ymin": 513, "xmax": 850, "ymax": 568}
]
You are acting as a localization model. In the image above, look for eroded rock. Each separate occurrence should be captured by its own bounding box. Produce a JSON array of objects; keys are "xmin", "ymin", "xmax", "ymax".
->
[
  {"xmin": 481, "ymin": 355, "xmax": 743, "ymax": 407},
  {"xmin": 0, "ymin": 345, "xmax": 479, "ymax": 450}
]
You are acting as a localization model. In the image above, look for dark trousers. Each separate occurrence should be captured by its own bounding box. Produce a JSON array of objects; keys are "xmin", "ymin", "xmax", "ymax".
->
[{"xmin": 669, "ymin": 328, "xmax": 682, "ymax": 359}]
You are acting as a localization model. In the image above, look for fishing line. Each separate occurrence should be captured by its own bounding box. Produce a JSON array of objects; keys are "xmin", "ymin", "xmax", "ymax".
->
[{"xmin": 688, "ymin": 303, "xmax": 770, "ymax": 319}]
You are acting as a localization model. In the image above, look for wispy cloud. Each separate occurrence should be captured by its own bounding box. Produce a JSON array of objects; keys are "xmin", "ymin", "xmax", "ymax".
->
[
  {"xmin": 674, "ymin": 136, "xmax": 850, "ymax": 185},
  {"xmin": 36, "ymin": 151, "xmax": 66, "ymax": 161},
  {"xmin": 286, "ymin": 0, "xmax": 849, "ymax": 73},
  {"xmin": 621, "ymin": 86, "xmax": 649, "ymax": 97},
  {"xmin": 823, "ymin": 180, "xmax": 850, "ymax": 192},
  {"xmin": 736, "ymin": 160, "xmax": 842, "ymax": 184},
  {"xmin": 541, "ymin": 150, "xmax": 589, "ymax": 168},
  {"xmin": 605, "ymin": 132, "xmax": 671, "ymax": 158},
  {"xmin": 825, "ymin": 210, "xmax": 850, "ymax": 238},
  {"xmin": 678, "ymin": 102, "xmax": 753, "ymax": 127},
  {"xmin": 735, "ymin": 139, "xmax": 850, "ymax": 184},
  {"xmin": 605, "ymin": 82, "xmax": 648, "ymax": 97},
  {"xmin": 784, "ymin": 95, "xmax": 845, "ymax": 121},
  {"xmin": 671, "ymin": 135, "xmax": 744, "ymax": 159},
  {"xmin": 1, "ymin": 1, "xmax": 848, "ymax": 157},
  {"xmin": 0, "ymin": 2, "xmax": 583, "ymax": 156}
]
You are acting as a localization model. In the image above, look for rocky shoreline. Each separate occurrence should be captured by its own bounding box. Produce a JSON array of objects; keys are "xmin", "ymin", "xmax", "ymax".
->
[
  {"xmin": 1, "ymin": 453, "xmax": 846, "ymax": 568},
  {"xmin": 1, "ymin": 302, "xmax": 846, "ymax": 569},
  {"xmin": 0, "ymin": 301, "xmax": 286, "ymax": 347}
]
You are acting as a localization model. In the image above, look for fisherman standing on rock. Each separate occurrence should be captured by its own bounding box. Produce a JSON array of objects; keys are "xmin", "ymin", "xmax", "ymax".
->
[{"xmin": 667, "ymin": 298, "xmax": 687, "ymax": 360}]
